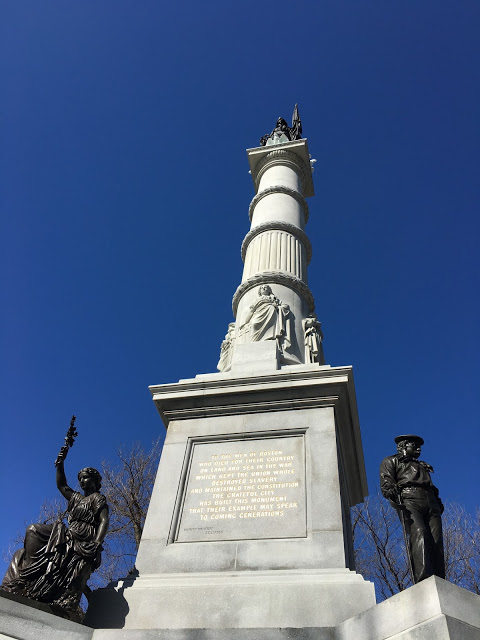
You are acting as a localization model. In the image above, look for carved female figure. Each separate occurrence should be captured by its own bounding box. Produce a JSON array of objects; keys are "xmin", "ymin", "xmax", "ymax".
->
[
  {"xmin": 2, "ymin": 447, "xmax": 109, "ymax": 618},
  {"xmin": 302, "ymin": 313, "xmax": 324, "ymax": 364},
  {"xmin": 217, "ymin": 322, "xmax": 236, "ymax": 372},
  {"xmin": 241, "ymin": 285, "xmax": 291, "ymax": 352}
]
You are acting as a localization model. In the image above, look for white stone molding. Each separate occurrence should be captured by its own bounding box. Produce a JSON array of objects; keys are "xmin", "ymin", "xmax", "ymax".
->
[
  {"xmin": 241, "ymin": 221, "xmax": 312, "ymax": 264},
  {"xmin": 232, "ymin": 271, "xmax": 315, "ymax": 316},
  {"xmin": 242, "ymin": 230, "xmax": 308, "ymax": 282},
  {"xmin": 248, "ymin": 185, "xmax": 310, "ymax": 223},
  {"xmin": 253, "ymin": 149, "xmax": 312, "ymax": 195}
]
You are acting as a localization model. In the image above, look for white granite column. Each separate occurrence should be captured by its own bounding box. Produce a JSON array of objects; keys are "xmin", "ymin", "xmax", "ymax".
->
[{"xmin": 223, "ymin": 139, "xmax": 322, "ymax": 373}]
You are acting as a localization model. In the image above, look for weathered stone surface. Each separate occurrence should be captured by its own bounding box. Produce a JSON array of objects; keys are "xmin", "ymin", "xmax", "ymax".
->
[
  {"xmin": 0, "ymin": 593, "xmax": 92, "ymax": 640},
  {"xmin": 229, "ymin": 341, "xmax": 279, "ymax": 376},
  {"xmin": 91, "ymin": 628, "xmax": 334, "ymax": 640},
  {"xmin": 88, "ymin": 570, "xmax": 373, "ymax": 631},
  {"xmin": 336, "ymin": 576, "xmax": 480, "ymax": 640}
]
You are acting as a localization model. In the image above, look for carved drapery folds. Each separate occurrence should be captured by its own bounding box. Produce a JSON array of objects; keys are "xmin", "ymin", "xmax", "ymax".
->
[
  {"xmin": 217, "ymin": 322, "xmax": 236, "ymax": 372},
  {"xmin": 239, "ymin": 285, "xmax": 291, "ymax": 354},
  {"xmin": 302, "ymin": 314, "xmax": 325, "ymax": 364}
]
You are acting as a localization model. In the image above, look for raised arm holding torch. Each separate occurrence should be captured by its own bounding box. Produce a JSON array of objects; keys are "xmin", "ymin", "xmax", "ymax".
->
[{"xmin": 54, "ymin": 415, "xmax": 77, "ymax": 467}]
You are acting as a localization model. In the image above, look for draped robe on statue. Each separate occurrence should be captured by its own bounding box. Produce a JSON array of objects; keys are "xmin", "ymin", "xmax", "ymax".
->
[
  {"xmin": 303, "ymin": 316, "xmax": 323, "ymax": 363},
  {"xmin": 2, "ymin": 490, "xmax": 107, "ymax": 611},
  {"xmin": 248, "ymin": 293, "xmax": 291, "ymax": 349}
]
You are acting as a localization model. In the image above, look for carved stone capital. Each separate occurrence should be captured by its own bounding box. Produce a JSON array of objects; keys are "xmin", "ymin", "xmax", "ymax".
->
[
  {"xmin": 232, "ymin": 271, "xmax": 315, "ymax": 316},
  {"xmin": 253, "ymin": 149, "xmax": 312, "ymax": 195},
  {"xmin": 248, "ymin": 185, "xmax": 310, "ymax": 223},
  {"xmin": 241, "ymin": 221, "xmax": 312, "ymax": 264}
]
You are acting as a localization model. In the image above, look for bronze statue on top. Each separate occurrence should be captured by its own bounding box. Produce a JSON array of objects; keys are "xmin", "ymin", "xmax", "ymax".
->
[
  {"xmin": 260, "ymin": 104, "xmax": 303, "ymax": 146},
  {"xmin": 1, "ymin": 417, "xmax": 109, "ymax": 620},
  {"xmin": 379, "ymin": 434, "xmax": 445, "ymax": 584}
]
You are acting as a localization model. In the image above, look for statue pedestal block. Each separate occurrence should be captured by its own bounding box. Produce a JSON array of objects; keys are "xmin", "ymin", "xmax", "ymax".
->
[
  {"xmin": 337, "ymin": 576, "xmax": 480, "ymax": 640},
  {"xmin": 230, "ymin": 341, "xmax": 280, "ymax": 375},
  {"xmin": 86, "ymin": 364, "xmax": 376, "ymax": 631},
  {"xmin": 0, "ymin": 593, "xmax": 91, "ymax": 640}
]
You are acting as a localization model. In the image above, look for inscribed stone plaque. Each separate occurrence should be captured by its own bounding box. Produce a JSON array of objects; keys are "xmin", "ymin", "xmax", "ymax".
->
[{"xmin": 175, "ymin": 435, "xmax": 306, "ymax": 542}]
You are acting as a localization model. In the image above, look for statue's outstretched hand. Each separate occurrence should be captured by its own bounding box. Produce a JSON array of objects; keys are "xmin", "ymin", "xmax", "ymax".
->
[{"xmin": 55, "ymin": 446, "xmax": 68, "ymax": 467}]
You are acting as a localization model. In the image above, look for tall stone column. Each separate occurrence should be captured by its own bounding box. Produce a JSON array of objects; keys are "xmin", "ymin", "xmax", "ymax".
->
[{"xmin": 219, "ymin": 137, "xmax": 323, "ymax": 375}]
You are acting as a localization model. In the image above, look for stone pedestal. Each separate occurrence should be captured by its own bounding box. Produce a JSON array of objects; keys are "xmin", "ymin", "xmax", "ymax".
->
[
  {"xmin": 0, "ymin": 593, "xmax": 91, "ymax": 640},
  {"xmin": 230, "ymin": 341, "xmax": 280, "ymax": 375},
  {"xmin": 4, "ymin": 574, "xmax": 480, "ymax": 640},
  {"xmin": 337, "ymin": 576, "xmax": 480, "ymax": 640},
  {"xmin": 86, "ymin": 364, "xmax": 375, "ymax": 632}
]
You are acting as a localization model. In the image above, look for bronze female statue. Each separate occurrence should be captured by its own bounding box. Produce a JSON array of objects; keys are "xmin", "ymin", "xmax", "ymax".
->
[{"xmin": 2, "ymin": 429, "xmax": 109, "ymax": 619}]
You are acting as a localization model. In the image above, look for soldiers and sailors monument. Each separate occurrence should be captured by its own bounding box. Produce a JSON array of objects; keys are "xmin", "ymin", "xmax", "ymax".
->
[{"xmin": 1, "ymin": 106, "xmax": 480, "ymax": 640}]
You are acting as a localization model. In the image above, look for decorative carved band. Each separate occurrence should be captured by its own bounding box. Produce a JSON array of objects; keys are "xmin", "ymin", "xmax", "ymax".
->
[
  {"xmin": 248, "ymin": 185, "xmax": 310, "ymax": 223},
  {"xmin": 241, "ymin": 221, "xmax": 312, "ymax": 264},
  {"xmin": 232, "ymin": 271, "xmax": 315, "ymax": 316},
  {"xmin": 253, "ymin": 149, "xmax": 312, "ymax": 194}
]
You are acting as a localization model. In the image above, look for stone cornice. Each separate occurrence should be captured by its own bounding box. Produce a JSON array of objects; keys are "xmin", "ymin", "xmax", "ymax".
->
[
  {"xmin": 241, "ymin": 221, "xmax": 312, "ymax": 264},
  {"xmin": 247, "ymin": 139, "xmax": 314, "ymax": 198},
  {"xmin": 253, "ymin": 149, "xmax": 312, "ymax": 195},
  {"xmin": 150, "ymin": 369, "xmax": 347, "ymax": 430},
  {"xmin": 232, "ymin": 270, "xmax": 315, "ymax": 316},
  {"xmin": 248, "ymin": 185, "xmax": 310, "ymax": 223},
  {"xmin": 149, "ymin": 365, "xmax": 353, "ymax": 405},
  {"xmin": 162, "ymin": 395, "xmax": 338, "ymax": 421}
]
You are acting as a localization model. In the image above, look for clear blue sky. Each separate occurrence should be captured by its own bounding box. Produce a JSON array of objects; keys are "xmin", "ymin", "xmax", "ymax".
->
[{"xmin": 1, "ymin": 1, "xmax": 479, "ymax": 575}]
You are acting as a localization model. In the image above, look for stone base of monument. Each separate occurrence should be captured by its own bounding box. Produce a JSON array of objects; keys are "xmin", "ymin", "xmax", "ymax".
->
[
  {"xmin": 0, "ymin": 576, "xmax": 480, "ymax": 640},
  {"xmin": 84, "ymin": 568, "xmax": 374, "ymax": 630},
  {"xmin": 3, "ymin": 577, "xmax": 480, "ymax": 639}
]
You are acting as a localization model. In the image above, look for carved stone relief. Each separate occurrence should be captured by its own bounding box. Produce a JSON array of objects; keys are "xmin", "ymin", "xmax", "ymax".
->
[
  {"xmin": 302, "ymin": 313, "xmax": 325, "ymax": 364},
  {"xmin": 239, "ymin": 285, "xmax": 291, "ymax": 354},
  {"xmin": 216, "ymin": 322, "xmax": 236, "ymax": 372}
]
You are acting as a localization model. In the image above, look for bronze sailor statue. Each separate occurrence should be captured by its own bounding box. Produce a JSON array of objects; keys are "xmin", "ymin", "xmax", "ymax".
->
[{"xmin": 380, "ymin": 434, "xmax": 445, "ymax": 583}]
